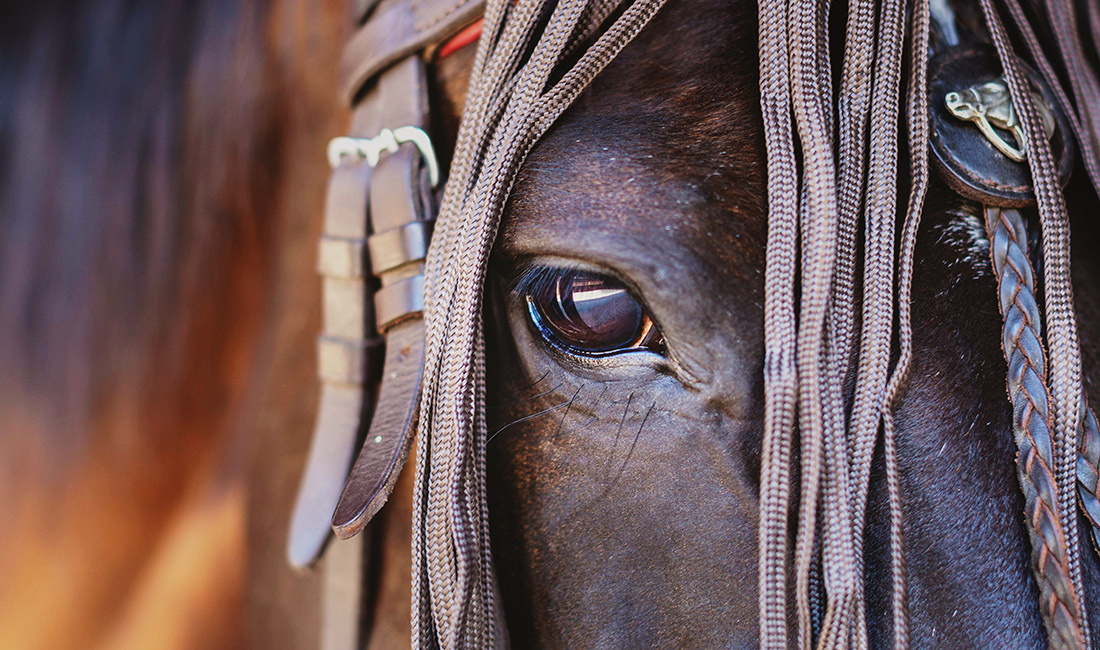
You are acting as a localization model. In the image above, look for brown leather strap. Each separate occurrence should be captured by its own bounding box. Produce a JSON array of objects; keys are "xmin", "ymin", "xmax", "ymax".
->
[
  {"xmin": 332, "ymin": 318, "xmax": 426, "ymax": 538},
  {"xmin": 340, "ymin": 0, "xmax": 484, "ymax": 103},
  {"xmin": 289, "ymin": 54, "xmax": 434, "ymax": 568},
  {"xmin": 328, "ymin": 56, "xmax": 434, "ymax": 538},
  {"xmin": 288, "ymin": 92, "xmax": 387, "ymax": 569}
]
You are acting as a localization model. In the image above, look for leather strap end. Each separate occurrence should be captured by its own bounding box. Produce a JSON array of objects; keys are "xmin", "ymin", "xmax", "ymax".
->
[
  {"xmin": 287, "ymin": 384, "xmax": 371, "ymax": 569},
  {"xmin": 331, "ymin": 318, "xmax": 426, "ymax": 539}
]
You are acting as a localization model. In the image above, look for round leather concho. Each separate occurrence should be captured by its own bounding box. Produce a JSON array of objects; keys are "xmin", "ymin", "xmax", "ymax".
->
[{"xmin": 929, "ymin": 46, "xmax": 1073, "ymax": 207}]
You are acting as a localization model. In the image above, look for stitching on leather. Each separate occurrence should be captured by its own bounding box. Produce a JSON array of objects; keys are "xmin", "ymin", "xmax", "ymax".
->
[{"xmin": 940, "ymin": 137, "xmax": 1032, "ymax": 193}]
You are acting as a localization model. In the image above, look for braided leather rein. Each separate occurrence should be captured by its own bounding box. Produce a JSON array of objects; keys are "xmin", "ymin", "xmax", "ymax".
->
[{"xmin": 985, "ymin": 205, "xmax": 1086, "ymax": 648}]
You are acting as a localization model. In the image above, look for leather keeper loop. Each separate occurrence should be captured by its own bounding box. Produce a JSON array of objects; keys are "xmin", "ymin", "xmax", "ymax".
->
[
  {"xmin": 368, "ymin": 220, "xmax": 434, "ymax": 276},
  {"xmin": 323, "ymin": 277, "xmax": 370, "ymax": 340},
  {"xmin": 374, "ymin": 274, "xmax": 424, "ymax": 332},
  {"xmin": 318, "ymin": 335, "xmax": 384, "ymax": 385},
  {"xmin": 318, "ymin": 236, "xmax": 368, "ymax": 279}
]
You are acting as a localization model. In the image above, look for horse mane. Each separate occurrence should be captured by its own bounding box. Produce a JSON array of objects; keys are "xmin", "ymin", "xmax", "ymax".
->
[{"xmin": 0, "ymin": 2, "xmax": 321, "ymax": 647}]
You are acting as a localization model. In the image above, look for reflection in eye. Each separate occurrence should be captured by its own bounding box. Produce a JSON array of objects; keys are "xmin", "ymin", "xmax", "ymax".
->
[{"xmin": 517, "ymin": 266, "xmax": 664, "ymax": 356}]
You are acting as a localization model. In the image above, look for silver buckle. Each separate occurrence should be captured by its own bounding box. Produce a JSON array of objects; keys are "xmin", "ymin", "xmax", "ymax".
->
[{"xmin": 327, "ymin": 126, "xmax": 441, "ymax": 187}]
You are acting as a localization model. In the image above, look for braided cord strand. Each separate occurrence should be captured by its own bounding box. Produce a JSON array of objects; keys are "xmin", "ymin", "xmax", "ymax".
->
[
  {"xmin": 842, "ymin": 0, "xmax": 913, "ymax": 647},
  {"xmin": 412, "ymin": 1, "xmax": 668, "ymax": 647},
  {"xmin": 1078, "ymin": 406, "xmax": 1100, "ymax": 551},
  {"xmin": 1001, "ymin": 0, "xmax": 1100, "ymax": 597},
  {"xmin": 1002, "ymin": 0, "xmax": 1100, "ymax": 198},
  {"xmin": 756, "ymin": 0, "xmax": 800, "ymax": 641},
  {"xmin": 873, "ymin": 0, "xmax": 933, "ymax": 647},
  {"xmin": 815, "ymin": 0, "xmax": 876, "ymax": 641},
  {"xmin": 789, "ymin": 0, "xmax": 843, "ymax": 642},
  {"xmin": 755, "ymin": 0, "xmax": 923, "ymax": 644},
  {"xmin": 984, "ymin": 206, "xmax": 1085, "ymax": 649}
]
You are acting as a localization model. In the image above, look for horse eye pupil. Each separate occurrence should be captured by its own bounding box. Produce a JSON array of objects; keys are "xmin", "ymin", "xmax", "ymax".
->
[{"xmin": 528, "ymin": 269, "xmax": 646, "ymax": 354}]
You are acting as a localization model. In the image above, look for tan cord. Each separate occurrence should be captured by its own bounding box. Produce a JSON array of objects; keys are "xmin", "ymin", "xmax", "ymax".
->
[{"xmin": 412, "ymin": 1, "xmax": 667, "ymax": 647}]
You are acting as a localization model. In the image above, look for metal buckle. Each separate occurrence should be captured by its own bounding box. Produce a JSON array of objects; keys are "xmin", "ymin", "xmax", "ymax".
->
[{"xmin": 327, "ymin": 126, "xmax": 441, "ymax": 187}]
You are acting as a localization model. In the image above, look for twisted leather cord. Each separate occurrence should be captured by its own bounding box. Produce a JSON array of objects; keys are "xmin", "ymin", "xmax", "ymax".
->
[
  {"xmin": 984, "ymin": 205, "xmax": 1085, "ymax": 650},
  {"xmin": 1078, "ymin": 406, "xmax": 1100, "ymax": 552},
  {"xmin": 982, "ymin": 2, "xmax": 1092, "ymax": 644}
]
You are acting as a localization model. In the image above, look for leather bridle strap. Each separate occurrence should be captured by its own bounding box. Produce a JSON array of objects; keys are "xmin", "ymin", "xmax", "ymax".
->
[
  {"xmin": 286, "ymin": 0, "xmax": 485, "ymax": 645},
  {"xmin": 287, "ymin": 7, "xmax": 484, "ymax": 650},
  {"xmin": 340, "ymin": 0, "xmax": 484, "ymax": 105},
  {"xmin": 288, "ymin": 0, "xmax": 484, "ymax": 569}
]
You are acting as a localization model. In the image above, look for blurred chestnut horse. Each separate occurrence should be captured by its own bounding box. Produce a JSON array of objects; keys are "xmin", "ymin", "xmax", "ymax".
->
[{"xmin": 0, "ymin": 1, "xmax": 353, "ymax": 647}]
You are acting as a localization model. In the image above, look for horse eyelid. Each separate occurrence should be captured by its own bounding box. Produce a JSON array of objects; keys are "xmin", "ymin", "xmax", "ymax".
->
[{"xmin": 514, "ymin": 264, "xmax": 666, "ymax": 358}]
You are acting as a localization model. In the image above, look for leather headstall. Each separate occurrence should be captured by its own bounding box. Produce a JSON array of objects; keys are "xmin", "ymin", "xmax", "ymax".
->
[
  {"xmin": 927, "ymin": 2, "xmax": 1100, "ymax": 645},
  {"xmin": 288, "ymin": 0, "xmax": 485, "ymax": 572}
]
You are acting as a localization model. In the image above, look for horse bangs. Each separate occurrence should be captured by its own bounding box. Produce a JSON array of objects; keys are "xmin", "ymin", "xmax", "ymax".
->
[{"xmin": 754, "ymin": 0, "xmax": 1100, "ymax": 647}]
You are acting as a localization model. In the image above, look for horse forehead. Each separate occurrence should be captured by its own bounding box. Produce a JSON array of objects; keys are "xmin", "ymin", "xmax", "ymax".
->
[
  {"xmin": 501, "ymin": 128, "xmax": 762, "ymax": 278},
  {"xmin": 499, "ymin": 0, "xmax": 766, "ymax": 274}
]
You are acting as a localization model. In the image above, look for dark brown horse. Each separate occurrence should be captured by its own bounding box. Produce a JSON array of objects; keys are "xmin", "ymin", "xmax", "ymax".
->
[
  {"xmin": 6, "ymin": 0, "xmax": 1100, "ymax": 648},
  {"xmin": 427, "ymin": 1, "xmax": 1100, "ymax": 646}
]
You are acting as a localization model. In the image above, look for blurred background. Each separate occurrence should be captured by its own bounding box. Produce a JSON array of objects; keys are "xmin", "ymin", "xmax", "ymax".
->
[{"xmin": 0, "ymin": 1, "xmax": 357, "ymax": 647}]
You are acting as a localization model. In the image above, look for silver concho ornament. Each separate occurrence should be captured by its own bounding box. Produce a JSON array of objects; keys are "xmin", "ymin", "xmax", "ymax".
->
[
  {"xmin": 944, "ymin": 78, "xmax": 1055, "ymax": 163},
  {"xmin": 929, "ymin": 47, "xmax": 1073, "ymax": 207}
]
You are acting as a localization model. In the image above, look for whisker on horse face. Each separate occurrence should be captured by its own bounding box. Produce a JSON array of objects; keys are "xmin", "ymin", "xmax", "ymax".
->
[
  {"xmin": 571, "ymin": 384, "xmax": 608, "ymax": 430},
  {"xmin": 607, "ymin": 392, "xmax": 636, "ymax": 465},
  {"xmin": 488, "ymin": 391, "xmax": 578, "ymax": 444},
  {"xmin": 486, "ymin": 381, "xmax": 563, "ymax": 411},
  {"xmin": 485, "ymin": 370, "xmax": 554, "ymax": 409},
  {"xmin": 608, "ymin": 402, "xmax": 655, "ymax": 489},
  {"xmin": 586, "ymin": 401, "xmax": 657, "ymax": 506},
  {"xmin": 551, "ymin": 384, "xmax": 584, "ymax": 442}
]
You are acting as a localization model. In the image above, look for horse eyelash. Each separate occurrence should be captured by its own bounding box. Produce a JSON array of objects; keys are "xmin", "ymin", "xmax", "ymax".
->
[{"xmin": 506, "ymin": 262, "xmax": 584, "ymax": 296}]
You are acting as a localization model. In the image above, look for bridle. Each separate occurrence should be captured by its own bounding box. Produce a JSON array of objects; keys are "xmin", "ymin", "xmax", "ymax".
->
[
  {"xmin": 925, "ymin": 4, "xmax": 1100, "ymax": 647},
  {"xmin": 284, "ymin": 0, "xmax": 1100, "ymax": 648},
  {"xmin": 285, "ymin": 0, "xmax": 483, "ymax": 644}
]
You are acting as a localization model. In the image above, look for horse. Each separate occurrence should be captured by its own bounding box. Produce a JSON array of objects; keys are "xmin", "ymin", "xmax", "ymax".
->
[
  {"xmin": 0, "ymin": 1, "xmax": 351, "ymax": 647},
  {"xmin": 304, "ymin": 0, "xmax": 1100, "ymax": 646},
  {"xmin": 5, "ymin": 0, "xmax": 1100, "ymax": 649}
]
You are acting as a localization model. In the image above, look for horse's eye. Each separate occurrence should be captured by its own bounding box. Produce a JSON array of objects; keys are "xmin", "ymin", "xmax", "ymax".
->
[{"xmin": 521, "ymin": 267, "xmax": 663, "ymax": 356}]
